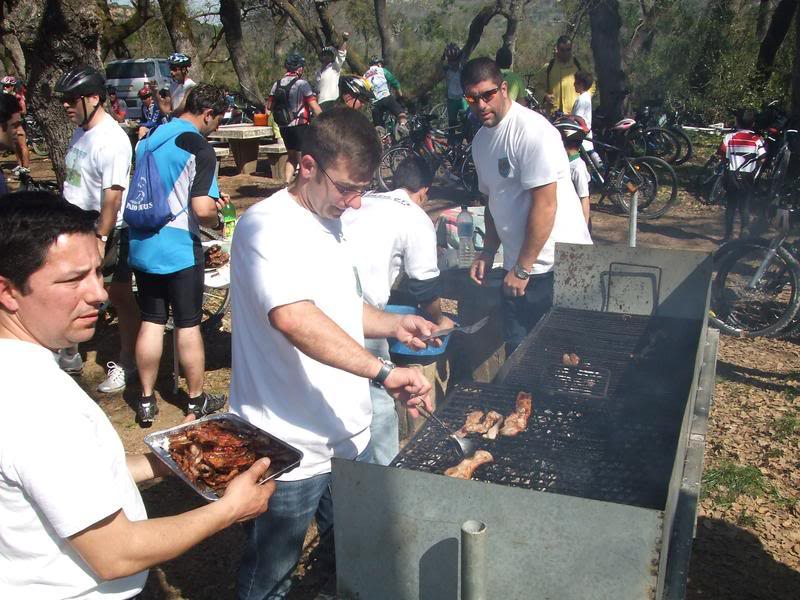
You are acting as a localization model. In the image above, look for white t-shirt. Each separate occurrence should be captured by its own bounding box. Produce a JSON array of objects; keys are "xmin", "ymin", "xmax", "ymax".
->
[
  {"xmin": 63, "ymin": 112, "xmax": 132, "ymax": 227},
  {"xmin": 471, "ymin": 102, "xmax": 592, "ymax": 274},
  {"xmin": 0, "ymin": 339, "xmax": 147, "ymax": 599},
  {"xmin": 571, "ymin": 90, "xmax": 594, "ymax": 151},
  {"xmin": 569, "ymin": 155, "xmax": 590, "ymax": 199},
  {"xmin": 316, "ymin": 48, "xmax": 347, "ymax": 104},
  {"xmin": 170, "ymin": 78, "xmax": 197, "ymax": 112},
  {"xmin": 229, "ymin": 188, "xmax": 371, "ymax": 480},
  {"xmin": 341, "ymin": 189, "xmax": 439, "ymax": 310}
]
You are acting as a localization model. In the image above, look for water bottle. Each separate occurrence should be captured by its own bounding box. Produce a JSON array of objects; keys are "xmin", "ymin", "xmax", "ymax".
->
[
  {"xmin": 222, "ymin": 199, "xmax": 237, "ymax": 240},
  {"xmin": 456, "ymin": 205, "xmax": 475, "ymax": 268}
]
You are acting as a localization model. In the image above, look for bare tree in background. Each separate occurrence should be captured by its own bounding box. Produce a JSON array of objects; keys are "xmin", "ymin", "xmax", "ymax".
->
[
  {"xmin": 589, "ymin": 0, "xmax": 627, "ymax": 123},
  {"xmin": 752, "ymin": 0, "xmax": 798, "ymax": 90},
  {"xmin": 157, "ymin": 0, "xmax": 202, "ymax": 80},
  {"xmin": 220, "ymin": 0, "xmax": 264, "ymax": 105},
  {"xmin": 96, "ymin": 0, "xmax": 153, "ymax": 60},
  {"xmin": 0, "ymin": 30, "xmax": 25, "ymax": 75}
]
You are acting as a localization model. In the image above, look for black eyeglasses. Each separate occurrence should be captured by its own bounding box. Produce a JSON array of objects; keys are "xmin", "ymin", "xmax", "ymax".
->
[
  {"xmin": 316, "ymin": 161, "xmax": 370, "ymax": 197},
  {"xmin": 61, "ymin": 95, "xmax": 82, "ymax": 106},
  {"xmin": 464, "ymin": 87, "xmax": 500, "ymax": 105}
]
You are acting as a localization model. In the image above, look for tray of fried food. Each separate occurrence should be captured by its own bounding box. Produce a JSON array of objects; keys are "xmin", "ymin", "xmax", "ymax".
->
[
  {"xmin": 144, "ymin": 413, "xmax": 303, "ymax": 501},
  {"xmin": 204, "ymin": 243, "xmax": 230, "ymax": 269}
]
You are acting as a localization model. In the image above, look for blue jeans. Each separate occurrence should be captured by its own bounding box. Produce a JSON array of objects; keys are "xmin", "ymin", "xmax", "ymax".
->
[
  {"xmin": 237, "ymin": 445, "xmax": 373, "ymax": 600},
  {"xmin": 365, "ymin": 338, "xmax": 399, "ymax": 466},
  {"xmin": 502, "ymin": 271, "xmax": 554, "ymax": 354}
]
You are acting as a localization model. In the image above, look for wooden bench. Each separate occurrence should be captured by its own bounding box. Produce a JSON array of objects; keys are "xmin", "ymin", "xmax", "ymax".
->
[
  {"xmin": 214, "ymin": 147, "xmax": 230, "ymax": 159},
  {"xmin": 259, "ymin": 142, "xmax": 288, "ymax": 182}
]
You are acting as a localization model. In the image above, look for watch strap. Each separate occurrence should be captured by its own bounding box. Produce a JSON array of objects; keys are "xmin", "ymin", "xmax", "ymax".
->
[
  {"xmin": 513, "ymin": 263, "xmax": 530, "ymax": 279},
  {"xmin": 372, "ymin": 358, "xmax": 395, "ymax": 387}
]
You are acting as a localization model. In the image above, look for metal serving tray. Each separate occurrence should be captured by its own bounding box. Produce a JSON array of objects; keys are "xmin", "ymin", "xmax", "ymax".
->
[{"xmin": 144, "ymin": 413, "xmax": 303, "ymax": 501}]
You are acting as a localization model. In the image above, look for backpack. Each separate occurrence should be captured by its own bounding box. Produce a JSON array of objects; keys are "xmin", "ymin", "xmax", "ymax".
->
[
  {"xmin": 123, "ymin": 129, "xmax": 187, "ymax": 232},
  {"xmin": 271, "ymin": 77, "xmax": 298, "ymax": 127}
]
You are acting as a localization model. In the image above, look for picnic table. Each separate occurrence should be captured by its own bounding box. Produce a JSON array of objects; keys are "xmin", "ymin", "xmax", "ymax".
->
[{"xmin": 209, "ymin": 124, "xmax": 276, "ymax": 175}]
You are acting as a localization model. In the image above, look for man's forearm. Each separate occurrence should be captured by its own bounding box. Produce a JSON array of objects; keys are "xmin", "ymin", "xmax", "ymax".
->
[
  {"xmin": 98, "ymin": 188, "xmax": 123, "ymax": 236},
  {"xmin": 126, "ymin": 453, "xmax": 172, "ymax": 483},
  {"xmin": 516, "ymin": 183, "xmax": 557, "ymax": 270},
  {"xmin": 362, "ymin": 302, "xmax": 403, "ymax": 339},
  {"xmin": 480, "ymin": 204, "xmax": 501, "ymax": 257}
]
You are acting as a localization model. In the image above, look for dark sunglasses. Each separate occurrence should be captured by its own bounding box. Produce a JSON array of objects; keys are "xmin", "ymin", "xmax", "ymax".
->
[
  {"xmin": 316, "ymin": 161, "xmax": 370, "ymax": 197},
  {"xmin": 60, "ymin": 95, "xmax": 82, "ymax": 105},
  {"xmin": 465, "ymin": 87, "xmax": 500, "ymax": 105}
]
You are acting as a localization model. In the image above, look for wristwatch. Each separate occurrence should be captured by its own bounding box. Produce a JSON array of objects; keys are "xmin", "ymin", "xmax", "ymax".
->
[
  {"xmin": 513, "ymin": 263, "xmax": 530, "ymax": 280},
  {"xmin": 95, "ymin": 232, "xmax": 109, "ymax": 243},
  {"xmin": 371, "ymin": 357, "xmax": 395, "ymax": 388}
]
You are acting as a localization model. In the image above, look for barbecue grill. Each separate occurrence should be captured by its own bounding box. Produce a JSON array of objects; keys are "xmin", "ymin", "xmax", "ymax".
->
[{"xmin": 332, "ymin": 243, "xmax": 717, "ymax": 600}]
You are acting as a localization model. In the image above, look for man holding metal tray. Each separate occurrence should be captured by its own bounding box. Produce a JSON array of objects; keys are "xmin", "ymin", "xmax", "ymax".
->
[
  {"xmin": 230, "ymin": 108, "xmax": 439, "ymax": 599},
  {"xmin": 0, "ymin": 192, "xmax": 274, "ymax": 599}
]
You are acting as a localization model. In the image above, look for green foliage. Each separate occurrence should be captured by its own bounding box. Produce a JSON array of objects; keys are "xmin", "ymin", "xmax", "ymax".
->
[
  {"xmin": 772, "ymin": 411, "xmax": 799, "ymax": 440},
  {"xmin": 702, "ymin": 462, "xmax": 771, "ymax": 506}
]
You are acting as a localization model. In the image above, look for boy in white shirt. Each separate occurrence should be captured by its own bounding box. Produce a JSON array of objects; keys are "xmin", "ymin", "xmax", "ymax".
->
[
  {"xmin": 571, "ymin": 70, "xmax": 603, "ymax": 171},
  {"xmin": 555, "ymin": 116, "xmax": 592, "ymax": 226}
]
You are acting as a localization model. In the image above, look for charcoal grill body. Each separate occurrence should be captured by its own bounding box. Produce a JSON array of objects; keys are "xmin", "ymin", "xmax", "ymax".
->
[{"xmin": 333, "ymin": 244, "xmax": 717, "ymax": 600}]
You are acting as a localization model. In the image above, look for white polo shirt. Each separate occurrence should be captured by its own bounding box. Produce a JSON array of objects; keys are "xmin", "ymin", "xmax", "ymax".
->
[
  {"xmin": 471, "ymin": 102, "xmax": 592, "ymax": 273},
  {"xmin": 0, "ymin": 339, "xmax": 147, "ymax": 599},
  {"xmin": 341, "ymin": 189, "xmax": 439, "ymax": 310},
  {"xmin": 229, "ymin": 188, "xmax": 371, "ymax": 480}
]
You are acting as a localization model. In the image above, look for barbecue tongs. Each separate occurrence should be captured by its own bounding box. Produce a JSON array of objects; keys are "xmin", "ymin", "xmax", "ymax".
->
[
  {"xmin": 420, "ymin": 316, "xmax": 490, "ymax": 342},
  {"xmin": 415, "ymin": 404, "xmax": 477, "ymax": 458}
]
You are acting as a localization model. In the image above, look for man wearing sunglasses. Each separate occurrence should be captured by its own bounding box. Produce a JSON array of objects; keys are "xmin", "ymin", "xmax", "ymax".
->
[
  {"xmin": 464, "ymin": 58, "xmax": 592, "ymax": 353},
  {"xmin": 230, "ymin": 107, "xmax": 439, "ymax": 599}
]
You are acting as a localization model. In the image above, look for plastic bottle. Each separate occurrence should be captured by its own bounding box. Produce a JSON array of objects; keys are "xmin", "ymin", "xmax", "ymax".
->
[
  {"xmin": 222, "ymin": 199, "xmax": 237, "ymax": 240},
  {"xmin": 456, "ymin": 205, "xmax": 475, "ymax": 269}
]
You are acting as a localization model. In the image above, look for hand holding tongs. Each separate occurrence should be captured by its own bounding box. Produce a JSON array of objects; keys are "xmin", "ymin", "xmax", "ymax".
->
[
  {"xmin": 415, "ymin": 404, "xmax": 477, "ymax": 458},
  {"xmin": 419, "ymin": 316, "xmax": 490, "ymax": 342}
]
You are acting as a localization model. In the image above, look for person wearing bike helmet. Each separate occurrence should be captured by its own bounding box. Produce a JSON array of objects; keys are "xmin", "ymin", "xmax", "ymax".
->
[
  {"xmin": 555, "ymin": 115, "xmax": 592, "ymax": 225},
  {"xmin": 55, "ymin": 64, "xmax": 140, "ymax": 394},
  {"xmin": 1, "ymin": 75, "xmax": 29, "ymax": 178},
  {"xmin": 136, "ymin": 85, "xmax": 163, "ymax": 139},
  {"xmin": 338, "ymin": 75, "xmax": 373, "ymax": 110},
  {"xmin": 363, "ymin": 55, "xmax": 408, "ymax": 138},
  {"xmin": 158, "ymin": 53, "xmax": 196, "ymax": 118},
  {"xmin": 105, "ymin": 85, "xmax": 127, "ymax": 123},
  {"xmin": 0, "ymin": 93, "xmax": 24, "ymax": 194},
  {"xmin": 316, "ymin": 32, "xmax": 349, "ymax": 111},
  {"xmin": 442, "ymin": 42, "xmax": 468, "ymax": 143},
  {"xmin": 462, "ymin": 57, "xmax": 591, "ymax": 352},
  {"xmin": 268, "ymin": 51, "xmax": 322, "ymax": 182}
]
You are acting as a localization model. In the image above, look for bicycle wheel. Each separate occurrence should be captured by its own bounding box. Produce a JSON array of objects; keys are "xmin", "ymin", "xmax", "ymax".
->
[
  {"xmin": 768, "ymin": 144, "xmax": 790, "ymax": 202},
  {"xmin": 644, "ymin": 128, "xmax": 681, "ymax": 164},
  {"xmin": 376, "ymin": 146, "xmax": 415, "ymax": 191},
  {"xmin": 707, "ymin": 172, "xmax": 727, "ymax": 206},
  {"xmin": 693, "ymin": 154, "xmax": 724, "ymax": 204},
  {"xmin": 710, "ymin": 242, "xmax": 800, "ymax": 337},
  {"xmin": 198, "ymin": 227, "xmax": 232, "ymax": 331},
  {"xmin": 611, "ymin": 156, "xmax": 678, "ymax": 219},
  {"xmin": 30, "ymin": 139, "xmax": 48, "ymax": 156},
  {"xmin": 670, "ymin": 127, "xmax": 693, "ymax": 165},
  {"xmin": 459, "ymin": 151, "xmax": 479, "ymax": 195}
]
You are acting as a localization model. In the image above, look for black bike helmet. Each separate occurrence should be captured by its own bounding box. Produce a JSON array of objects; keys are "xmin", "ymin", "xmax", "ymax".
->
[
  {"xmin": 320, "ymin": 46, "xmax": 336, "ymax": 62},
  {"xmin": 554, "ymin": 115, "xmax": 590, "ymax": 143},
  {"xmin": 369, "ymin": 55, "xmax": 384, "ymax": 66},
  {"xmin": 106, "ymin": 85, "xmax": 117, "ymax": 95},
  {"xmin": 444, "ymin": 43, "xmax": 462, "ymax": 61},
  {"xmin": 339, "ymin": 76, "xmax": 373, "ymax": 102},
  {"xmin": 168, "ymin": 53, "xmax": 192, "ymax": 68},
  {"xmin": 55, "ymin": 65, "xmax": 106, "ymax": 98},
  {"xmin": 285, "ymin": 51, "xmax": 306, "ymax": 71}
]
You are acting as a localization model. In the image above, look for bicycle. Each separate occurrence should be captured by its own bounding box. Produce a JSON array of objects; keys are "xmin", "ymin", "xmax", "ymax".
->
[
  {"xmin": 17, "ymin": 171, "xmax": 58, "ymax": 193},
  {"xmin": 23, "ymin": 114, "xmax": 48, "ymax": 157}
]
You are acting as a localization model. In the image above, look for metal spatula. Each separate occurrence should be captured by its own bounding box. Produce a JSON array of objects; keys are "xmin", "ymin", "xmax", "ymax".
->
[
  {"xmin": 420, "ymin": 316, "xmax": 490, "ymax": 342},
  {"xmin": 415, "ymin": 404, "xmax": 477, "ymax": 458}
]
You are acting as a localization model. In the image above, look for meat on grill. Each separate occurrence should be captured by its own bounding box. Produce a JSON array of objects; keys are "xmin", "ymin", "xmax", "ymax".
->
[
  {"xmin": 499, "ymin": 391, "xmax": 533, "ymax": 437},
  {"xmin": 562, "ymin": 352, "xmax": 581, "ymax": 367},
  {"xmin": 204, "ymin": 244, "xmax": 230, "ymax": 268},
  {"xmin": 482, "ymin": 412, "xmax": 505, "ymax": 439},
  {"xmin": 444, "ymin": 450, "xmax": 494, "ymax": 479},
  {"xmin": 456, "ymin": 410, "xmax": 503, "ymax": 438},
  {"xmin": 169, "ymin": 422, "xmax": 258, "ymax": 495}
]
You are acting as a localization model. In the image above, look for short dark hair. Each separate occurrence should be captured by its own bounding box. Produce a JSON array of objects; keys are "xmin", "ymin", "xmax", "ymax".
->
[
  {"xmin": 556, "ymin": 35, "xmax": 571, "ymax": 47},
  {"xmin": 0, "ymin": 94, "xmax": 21, "ymax": 124},
  {"xmin": 302, "ymin": 107, "xmax": 381, "ymax": 181},
  {"xmin": 460, "ymin": 58, "xmax": 503, "ymax": 91},
  {"xmin": 393, "ymin": 157, "xmax": 433, "ymax": 192},
  {"xmin": 0, "ymin": 192, "xmax": 98, "ymax": 292},
  {"xmin": 738, "ymin": 109, "xmax": 756, "ymax": 130},
  {"xmin": 574, "ymin": 71, "xmax": 594, "ymax": 89},
  {"xmin": 495, "ymin": 47, "xmax": 512, "ymax": 69},
  {"xmin": 183, "ymin": 83, "xmax": 228, "ymax": 117}
]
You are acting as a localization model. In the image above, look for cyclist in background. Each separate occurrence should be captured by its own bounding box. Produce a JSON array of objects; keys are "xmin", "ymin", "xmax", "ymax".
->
[
  {"xmin": 495, "ymin": 47, "xmax": 524, "ymax": 104},
  {"xmin": 442, "ymin": 43, "xmax": 467, "ymax": 142},
  {"xmin": 364, "ymin": 56, "xmax": 408, "ymax": 138},
  {"xmin": 1, "ymin": 76, "xmax": 29, "ymax": 178},
  {"xmin": 316, "ymin": 32, "xmax": 349, "ymax": 111},
  {"xmin": 0, "ymin": 93, "xmax": 24, "ymax": 194},
  {"xmin": 157, "ymin": 53, "xmax": 196, "ymax": 119},
  {"xmin": 137, "ymin": 85, "xmax": 163, "ymax": 139},
  {"xmin": 106, "ymin": 86, "xmax": 127, "ymax": 123},
  {"xmin": 537, "ymin": 35, "xmax": 587, "ymax": 115},
  {"xmin": 338, "ymin": 75, "xmax": 373, "ymax": 110}
]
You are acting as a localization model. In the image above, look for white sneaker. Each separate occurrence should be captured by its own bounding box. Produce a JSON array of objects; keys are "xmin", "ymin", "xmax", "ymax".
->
[
  {"xmin": 97, "ymin": 362, "xmax": 136, "ymax": 393},
  {"xmin": 57, "ymin": 349, "xmax": 84, "ymax": 375}
]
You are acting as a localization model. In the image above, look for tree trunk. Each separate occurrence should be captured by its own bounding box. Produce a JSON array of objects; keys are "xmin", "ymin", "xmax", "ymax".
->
[
  {"xmin": 500, "ymin": 0, "xmax": 524, "ymax": 64},
  {"xmin": 373, "ymin": 0, "xmax": 398, "ymax": 67},
  {"xmin": 272, "ymin": 12, "xmax": 292, "ymax": 57},
  {"xmin": 7, "ymin": 0, "xmax": 103, "ymax": 186},
  {"xmin": 623, "ymin": 0, "xmax": 671, "ymax": 67},
  {"xmin": 752, "ymin": 0, "xmax": 798, "ymax": 89},
  {"xmin": 589, "ymin": 0, "xmax": 627, "ymax": 123},
  {"xmin": 219, "ymin": 0, "xmax": 264, "ymax": 106},
  {"xmin": 96, "ymin": 0, "xmax": 152, "ymax": 61},
  {"xmin": 792, "ymin": 2, "xmax": 800, "ymax": 118},
  {"xmin": 756, "ymin": 0, "xmax": 772, "ymax": 40},
  {"xmin": 0, "ymin": 31, "xmax": 25, "ymax": 75},
  {"xmin": 157, "ymin": 0, "xmax": 202, "ymax": 80}
]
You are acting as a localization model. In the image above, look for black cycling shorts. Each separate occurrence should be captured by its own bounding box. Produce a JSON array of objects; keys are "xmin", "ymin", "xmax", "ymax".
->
[
  {"xmin": 279, "ymin": 124, "xmax": 309, "ymax": 151},
  {"xmin": 371, "ymin": 96, "xmax": 405, "ymax": 125},
  {"xmin": 102, "ymin": 227, "xmax": 133, "ymax": 285},
  {"xmin": 133, "ymin": 264, "xmax": 204, "ymax": 328}
]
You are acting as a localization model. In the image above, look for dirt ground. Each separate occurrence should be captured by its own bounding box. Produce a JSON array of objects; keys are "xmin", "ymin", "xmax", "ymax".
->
[{"xmin": 10, "ymin": 141, "xmax": 800, "ymax": 599}]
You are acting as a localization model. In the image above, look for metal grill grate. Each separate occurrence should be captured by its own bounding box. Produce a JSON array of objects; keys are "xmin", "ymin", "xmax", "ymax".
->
[{"xmin": 391, "ymin": 308, "xmax": 703, "ymax": 510}]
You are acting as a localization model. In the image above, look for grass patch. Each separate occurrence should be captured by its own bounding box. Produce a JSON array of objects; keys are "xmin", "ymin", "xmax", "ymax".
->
[
  {"xmin": 702, "ymin": 462, "xmax": 771, "ymax": 505},
  {"xmin": 772, "ymin": 412, "xmax": 799, "ymax": 440},
  {"xmin": 764, "ymin": 447, "xmax": 784, "ymax": 459},
  {"xmin": 736, "ymin": 509, "xmax": 758, "ymax": 528}
]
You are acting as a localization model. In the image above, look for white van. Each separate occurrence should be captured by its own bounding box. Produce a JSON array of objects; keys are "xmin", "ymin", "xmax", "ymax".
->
[{"xmin": 105, "ymin": 58, "xmax": 172, "ymax": 119}]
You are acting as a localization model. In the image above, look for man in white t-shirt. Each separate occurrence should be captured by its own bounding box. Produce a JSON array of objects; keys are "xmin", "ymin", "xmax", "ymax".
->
[
  {"xmin": 157, "ymin": 53, "xmax": 197, "ymax": 118},
  {"xmin": 342, "ymin": 156, "xmax": 455, "ymax": 465},
  {"xmin": 231, "ymin": 108, "xmax": 438, "ymax": 599},
  {"xmin": 0, "ymin": 192, "xmax": 273, "ymax": 599},
  {"xmin": 55, "ymin": 64, "xmax": 141, "ymax": 394},
  {"xmin": 316, "ymin": 32, "xmax": 349, "ymax": 111},
  {"xmin": 464, "ymin": 57, "xmax": 593, "ymax": 352}
]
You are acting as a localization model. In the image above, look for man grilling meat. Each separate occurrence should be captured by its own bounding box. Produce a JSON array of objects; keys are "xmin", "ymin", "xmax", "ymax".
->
[
  {"xmin": 464, "ymin": 57, "xmax": 592, "ymax": 352},
  {"xmin": 229, "ymin": 107, "xmax": 439, "ymax": 599},
  {"xmin": 0, "ymin": 192, "xmax": 273, "ymax": 599}
]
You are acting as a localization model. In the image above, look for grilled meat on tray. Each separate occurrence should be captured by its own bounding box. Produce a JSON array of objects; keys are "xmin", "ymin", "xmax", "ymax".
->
[
  {"xmin": 444, "ymin": 450, "xmax": 494, "ymax": 479},
  {"xmin": 499, "ymin": 391, "xmax": 533, "ymax": 437},
  {"xmin": 204, "ymin": 244, "xmax": 230, "ymax": 268}
]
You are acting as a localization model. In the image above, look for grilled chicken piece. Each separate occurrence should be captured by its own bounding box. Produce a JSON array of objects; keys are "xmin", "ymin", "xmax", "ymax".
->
[
  {"xmin": 445, "ymin": 450, "xmax": 494, "ymax": 479},
  {"xmin": 455, "ymin": 410, "xmax": 486, "ymax": 437},
  {"xmin": 562, "ymin": 352, "xmax": 580, "ymax": 367},
  {"xmin": 482, "ymin": 412, "xmax": 505, "ymax": 439},
  {"xmin": 499, "ymin": 391, "xmax": 533, "ymax": 437}
]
